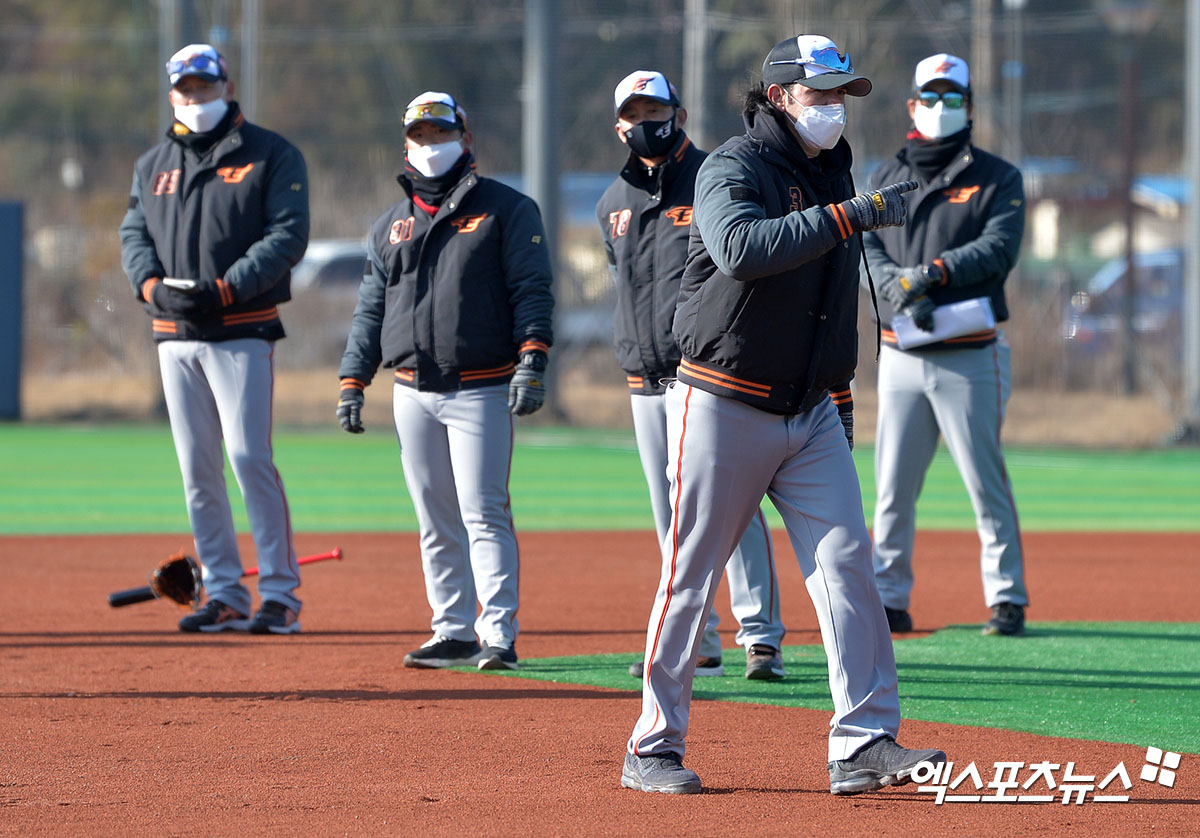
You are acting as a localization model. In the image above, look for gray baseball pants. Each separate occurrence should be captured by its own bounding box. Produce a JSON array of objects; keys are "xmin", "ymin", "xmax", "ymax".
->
[
  {"xmin": 629, "ymin": 384, "xmax": 900, "ymax": 763},
  {"xmin": 158, "ymin": 338, "xmax": 300, "ymax": 615},
  {"xmin": 392, "ymin": 383, "xmax": 519, "ymax": 649},
  {"xmin": 629, "ymin": 392, "xmax": 784, "ymax": 656},
  {"xmin": 873, "ymin": 337, "xmax": 1028, "ymax": 610}
]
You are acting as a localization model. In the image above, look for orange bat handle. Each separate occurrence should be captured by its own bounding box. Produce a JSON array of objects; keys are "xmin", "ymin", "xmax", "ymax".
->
[{"xmin": 242, "ymin": 547, "xmax": 342, "ymax": 577}]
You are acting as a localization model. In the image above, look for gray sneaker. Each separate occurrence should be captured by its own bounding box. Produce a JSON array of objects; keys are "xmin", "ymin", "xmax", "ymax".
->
[
  {"xmin": 982, "ymin": 603, "xmax": 1026, "ymax": 636},
  {"xmin": 745, "ymin": 644, "xmax": 786, "ymax": 680},
  {"xmin": 621, "ymin": 752, "xmax": 702, "ymax": 794},
  {"xmin": 828, "ymin": 736, "xmax": 946, "ymax": 795}
]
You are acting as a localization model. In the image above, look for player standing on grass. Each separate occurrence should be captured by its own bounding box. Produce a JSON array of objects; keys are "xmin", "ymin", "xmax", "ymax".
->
[
  {"xmin": 620, "ymin": 34, "xmax": 946, "ymax": 796},
  {"xmin": 865, "ymin": 54, "xmax": 1029, "ymax": 637},
  {"xmin": 597, "ymin": 69, "xmax": 787, "ymax": 681},
  {"xmin": 336, "ymin": 91, "xmax": 554, "ymax": 672},
  {"xmin": 119, "ymin": 43, "xmax": 308, "ymax": 635}
]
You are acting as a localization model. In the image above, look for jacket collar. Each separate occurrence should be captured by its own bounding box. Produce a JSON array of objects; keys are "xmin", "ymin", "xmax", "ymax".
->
[{"xmin": 618, "ymin": 133, "xmax": 693, "ymax": 197}]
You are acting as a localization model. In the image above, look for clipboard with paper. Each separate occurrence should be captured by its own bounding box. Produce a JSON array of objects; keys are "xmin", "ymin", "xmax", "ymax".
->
[{"xmin": 890, "ymin": 297, "xmax": 996, "ymax": 350}]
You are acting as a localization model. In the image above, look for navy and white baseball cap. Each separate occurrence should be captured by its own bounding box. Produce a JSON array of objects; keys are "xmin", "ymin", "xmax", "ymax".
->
[
  {"xmin": 913, "ymin": 53, "xmax": 971, "ymax": 94},
  {"xmin": 166, "ymin": 43, "xmax": 227, "ymax": 86},
  {"xmin": 402, "ymin": 91, "xmax": 468, "ymax": 132},
  {"xmin": 762, "ymin": 34, "xmax": 871, "ymax": 96},
  {"xmin": 613, "ymin": 70, "xmax": 681, "ymax": 117}
]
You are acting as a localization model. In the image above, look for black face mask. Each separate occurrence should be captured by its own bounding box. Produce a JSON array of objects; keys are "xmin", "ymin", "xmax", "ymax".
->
[{"xmin": 624, "ymin": 117, "xmax": 678, "ymax": 159}]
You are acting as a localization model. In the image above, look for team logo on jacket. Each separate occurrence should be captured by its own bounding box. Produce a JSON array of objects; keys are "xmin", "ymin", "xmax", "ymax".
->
[
  {"xmin": 665, "ymin": 206, "xmax": 693, "ymax": 226},
  {"xmin": 217, "ymin": 163, "xmax": 255, "ymax": 183},
  {"xmin": 450, "ymin": 214, "xmax": 488, "ymax": 234},
  {"xmin": 152, "ymin": 169, "xmax": 181, "ymax": 195},
  {"xmin": 608, "ymin": 208, "xmax": 632, "ymax": 238},
  {"xmin": 390, "ymin": 216, "xmax": 415, "ymax": 244},
  {"xmin": 944, "ymin": 185, "xmax": 981, "ymax": 204}
]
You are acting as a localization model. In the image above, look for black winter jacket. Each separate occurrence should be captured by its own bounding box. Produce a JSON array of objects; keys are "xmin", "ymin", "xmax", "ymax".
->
[
  {"xmin": 674, "ymin": 106, "xmax": 861, "ymax": 416},
  {"xmin": 864, "ymin": 133, "xmax": 1025, "ymax": 350},
  {"xmin": 339, "ymin": 157, "xmax": 554, "ymax": 393},
  {"xmin": 596, "ymin": 134, "xmax": 703, "ymax": 395},
  {"xmin": 119, "ymin": 105, "xmax": 310, "ymax": 342}
]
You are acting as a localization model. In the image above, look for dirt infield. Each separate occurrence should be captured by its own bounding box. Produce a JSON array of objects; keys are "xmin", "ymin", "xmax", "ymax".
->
[{"xmin": 2, "ymin": 530, "xmax": 1197, "ymax": 836}]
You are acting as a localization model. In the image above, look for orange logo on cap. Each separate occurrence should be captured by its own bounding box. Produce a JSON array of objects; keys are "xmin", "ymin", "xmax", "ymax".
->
[
  {"xmin": 935, "ymin": 59, "xmax": 957, "ymax": 74},
  {"xmin": 632, "ymin": 77, "xmax": 654, "ymax": 92}
]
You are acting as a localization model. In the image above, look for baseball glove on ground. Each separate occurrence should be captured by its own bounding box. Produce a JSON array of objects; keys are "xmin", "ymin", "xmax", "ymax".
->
[
  {"xmin": 108, "ymin": 550, "xmax": 203, "ymax": 609},
  {"xmin": 149, "ymin": 551, "xmax": 203, "ymax": 609}
]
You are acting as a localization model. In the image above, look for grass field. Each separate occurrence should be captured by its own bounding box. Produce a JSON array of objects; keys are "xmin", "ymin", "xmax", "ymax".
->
[
  {"xmin": 487, "ymin": 621, "xmax": 1200, "ymax": 753},
  {"xmin": 2, "ymin": 423, "xmax": 1200, "ymax": 534}
]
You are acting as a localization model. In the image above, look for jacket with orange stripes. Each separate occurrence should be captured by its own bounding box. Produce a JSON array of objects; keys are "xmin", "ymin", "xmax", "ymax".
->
[
  {"xmin": 338, "ymin": 156, "xmax": 554, "ymax": 393},
  {"xmin": 864, "ymin": 134, "xmax": 1025, "ymax": 350},
  {"xmin": 673, "ymin": 105, "xmax": 859, "ymax": 416},
  {"xmin": 596, "ymin": 133, "xmax": 703, "ymax": 395},
  {"xmin": 119, "ymin": 103, "xmax": 309, "ymax": 343}
]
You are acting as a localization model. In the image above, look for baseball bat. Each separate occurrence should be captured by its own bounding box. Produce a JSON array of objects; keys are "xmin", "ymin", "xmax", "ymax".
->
[{"xmin": 107, "ymin": 547, "xmax": 344, "ymax": 607}]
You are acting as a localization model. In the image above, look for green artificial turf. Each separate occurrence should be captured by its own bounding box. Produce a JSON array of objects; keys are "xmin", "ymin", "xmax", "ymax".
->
[
  {"xmin": 475, "ymin": 621, "xmax": 1200, "ymax": 754},
  {"xmin": 2, "ymin": 424, "xmax": 1200, "ymax": 534}
]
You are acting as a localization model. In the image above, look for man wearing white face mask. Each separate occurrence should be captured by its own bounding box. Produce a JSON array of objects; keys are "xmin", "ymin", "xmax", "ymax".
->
[
  {"xmin": 864, "ymin": 54, "xmax": 1029, "ymax": 639},
  {"xmin": 119, "ymin": 44, "xmax": 309, "ymax": 635},
  {"xmin": 621, "ymin": 35, "xmax": 944, "ymax": 797},
  {"xmin": 338, "ymin": 91, "xmax": 554, "ymax": 672}
]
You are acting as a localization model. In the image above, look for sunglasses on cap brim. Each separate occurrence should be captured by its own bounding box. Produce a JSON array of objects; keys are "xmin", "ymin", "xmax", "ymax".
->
[
  {"xmin": 404, "ymin": 101, "xmax": 461, "ymax": 127},
  {"xmin": 916, "ymin": 90, "xmax": 967, "ymax": 109},
  {"xmin": 166, "ymin": 53, "xmax": 223, "ymax": 79},
  {"xmin": 769, "ymin": 46, "xmax": 853, "ymax": 77}
]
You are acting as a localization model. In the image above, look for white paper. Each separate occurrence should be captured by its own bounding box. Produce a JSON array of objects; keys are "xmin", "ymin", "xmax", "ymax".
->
[{"xmin": 891, "ymin": 297, "xmax": 996, "ymax": 349}]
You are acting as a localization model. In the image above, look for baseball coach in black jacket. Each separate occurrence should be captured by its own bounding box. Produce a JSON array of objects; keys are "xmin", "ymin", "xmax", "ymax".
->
[
  {"xmin": 863, "ymin": 53, "xmax": 1029, "ymax": 640},
  {"xmin": 336, "ymin": 91, "xmax": 553, "ymax": 673},
  {"xmin": 118, "ymin": 43, "xmax": 309, "ymax": 635}
]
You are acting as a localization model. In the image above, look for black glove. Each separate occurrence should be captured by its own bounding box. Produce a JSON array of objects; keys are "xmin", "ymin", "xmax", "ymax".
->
[
  {"xmin": 147, "ymin": 278, "xmax": 228, "ymax": 317},
  {"xmin": 837, "ymin": 180, "xmax": 918, "ymax": 232},
  {"xmin": 337, "ymin": 379, "xmax": 365, "ymax": 433},
  {"xmin": 508, "ymin": 350, "xmax": 547, "ymax": 416},
  {"xmin": 879, "ymin": 262, "xmax": 943, "ymax": 311},
  {"xmin": 903, "ymin": 296, "xmax": 937, "ymax": 332},
  {"xmin": 838, "ymin": 405, "xmax": 854, "ymax": 451}
]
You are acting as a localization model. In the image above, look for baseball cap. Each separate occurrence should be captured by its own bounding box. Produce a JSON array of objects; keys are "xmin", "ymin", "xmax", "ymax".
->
[
  {"xmin": 913, "ymin": 53, "xmax": 971, "ymax": 94},
  {"xmin": 403, "ymin": 91, "xmax": 468, "ymax": 133},
  {"xmin": 166, "ymin": 43, "xmax": 227, "ymax": 86},
  {"xmin": 762, "ymin": 35, "xmax": 871, "ymax": 97},
  {"xmin": 613, "ymin": 70, "xmax": 681, "ymax": 117}
]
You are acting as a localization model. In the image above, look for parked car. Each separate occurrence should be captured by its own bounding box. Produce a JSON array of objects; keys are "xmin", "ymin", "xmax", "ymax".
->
[
  {"xmin": 282, "ymin": 238, "xmax": 367, "ymax": 368},
  {"xmin": 1062, "ymin": 248, "xmax": 1182, "ymax": 355},
  {"xmin": 291, "ymin": 238, "xmax": 367, "ymax": 293}
]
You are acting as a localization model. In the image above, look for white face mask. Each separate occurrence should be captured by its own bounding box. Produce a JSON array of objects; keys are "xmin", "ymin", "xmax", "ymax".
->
[
  {"xmin": 913, "ymin": 102, "xmax": 968, "ymax": 140},
  {"xmin": 780, "ymin": 86, "xmax": 847, "ymax": 152},
  {"xmin": 794, "ymin": 104, "xmax": 846, "ymax": 150},
  {"xmin": 407, "ymin": 140, "xmax": 463, "ymax": 178},
  {"xmin": 173, "ymin": 98, "xmax": 229, "ymax": 133}
]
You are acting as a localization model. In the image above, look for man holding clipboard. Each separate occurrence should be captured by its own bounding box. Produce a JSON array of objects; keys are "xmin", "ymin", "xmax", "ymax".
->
[{"xmin": 863, "ymin": 53, "xmax": 1029, "ymax": 638}]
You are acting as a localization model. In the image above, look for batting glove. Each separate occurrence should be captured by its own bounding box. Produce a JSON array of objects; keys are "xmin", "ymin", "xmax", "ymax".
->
[
  {"xmin": 187, "ymin": 278, "xmax": 236, "ymax": 314},
  {"xmin": 903, "ymin": 296, "xmax": 937, "ymax": 332},
  {"xmin": 337, "ymin": 379, "xmax": 366, "ymax": 433},
  {"xmin": 880, "ymin": 262, "xmax": 944, "ymax": 311},
  {"xmin": 832, "ymin": 180, "xmax": 918, "ymax": 235},
  {"xmin": 508, "ymin": 350, "xmax": 548, "ymax": 416}
]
